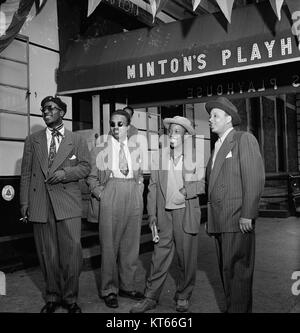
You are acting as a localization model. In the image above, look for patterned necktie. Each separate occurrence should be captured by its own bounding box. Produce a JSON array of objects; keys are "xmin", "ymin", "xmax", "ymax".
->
[
  {"xmin": 119, "ymin": 142, "xmax": 129, "ymax": 176},
  {"xmin": 48, "ymin": 124, "xmax": 63, "ymax": 169},
  {"xmin": 212, "ymin": 138, "xmax": 222, "ymax": 169}
]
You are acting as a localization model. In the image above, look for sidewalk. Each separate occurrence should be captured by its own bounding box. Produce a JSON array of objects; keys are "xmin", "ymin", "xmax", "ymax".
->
[{"xmin": 0, "ymin": 217, "xmax": 299, "ymax": 313}]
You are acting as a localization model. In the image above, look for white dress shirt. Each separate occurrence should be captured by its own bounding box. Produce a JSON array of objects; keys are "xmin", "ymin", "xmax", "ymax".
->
[
  {"xmin": 111, "ymin": 137, "xmax": 133, "ymax": 178},
  {"xmin": 46, "ymin": 125, "xmax": 65, "ymax": 154},
  {"xmin": 212, "ymin": 127, "xmax": 233, "ymax": 169}
]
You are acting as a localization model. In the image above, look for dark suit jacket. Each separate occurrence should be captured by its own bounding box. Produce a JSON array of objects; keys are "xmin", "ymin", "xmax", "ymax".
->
[
  {"xmin": 86, "ymin": 135, "xmax": 144, "ymax": 223},
  {"xmin": 206, "ymin": 129, "xmax": 265, "ymax": 233},
  {"xmin": 147, "ymin": 147, "xmax": 205, "ymax": 234},
  {"xmin": 20, "ymin": 128, "xmax": 91, "ymax": 222}
]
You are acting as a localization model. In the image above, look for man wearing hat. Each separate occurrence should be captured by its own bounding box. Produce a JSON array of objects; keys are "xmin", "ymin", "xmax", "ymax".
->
[
  {"xmin": 205, "ymin": 96, "xmax": 265, "ymax": 313},
  {"xmin": 87, "ymin": 105, "xmax": 140, "ymax": 224},
  {"xmin": 87, "ymin": 110, "xmax": 144, "ymax": 309},
  {"xmin": 123, "ymin": 106, "xmax": 139, "ymax": 138},
  {"xmin": 20, "ymin": 96, "xmax": 91, "ymax": 313},
  {"xmin": 131, "ymin": 116, "xmax": 205, "ymax": 313}
]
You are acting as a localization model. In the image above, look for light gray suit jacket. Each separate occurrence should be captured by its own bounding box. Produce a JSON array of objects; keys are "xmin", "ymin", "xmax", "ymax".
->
[
  {"xmin": 206, "ymin": 129, "xmax": 265, "ymax": 233},
  {"xmin": 86, "ymin": 135, "xmax": 144, "ymax": 223},
  {"xmin": 20, "ymin": 128, "xmax": 91, "ymax": 222}
]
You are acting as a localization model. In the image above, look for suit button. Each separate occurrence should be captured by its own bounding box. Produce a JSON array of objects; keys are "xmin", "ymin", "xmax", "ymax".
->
[
  {"xmin": 33, "ymin": 188, "xmax": 36, "ymax": 192},
  {"xmin": 33, "ymin": 173, "xmax": 36, "ymax": 177},
  {"xmin": 63, "ymin": 186, "xmax": 66, "ymax": 190}
]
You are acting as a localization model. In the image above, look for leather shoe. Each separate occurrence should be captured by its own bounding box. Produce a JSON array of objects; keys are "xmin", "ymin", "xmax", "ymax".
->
[
  {"xmin": 130, "ymin": 297, "xmax": 157, "ymax": 313},
  {"xmin": 176, "ymin": 299, "xmax": 189, "ymax": 313},
  {"xmin": 119, "ymin": 289, "xmax": 144, "ymax": 301},
  {"xmin": 40, "ymin": 301, "xmax": 60, "ymax": 313},
  {"xmin": 65, "ymin": 302, "xmax": 82, "ymax": 313},
  {"xmin": 103, "ymin": 293, "xmax": 119, "ymax": 308}
]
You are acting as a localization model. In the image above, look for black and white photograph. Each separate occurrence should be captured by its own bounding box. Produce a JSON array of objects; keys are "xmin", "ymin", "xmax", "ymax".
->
[{"xmin": 0, "ymin": 0, "xmax": 300, "ymax": 320}]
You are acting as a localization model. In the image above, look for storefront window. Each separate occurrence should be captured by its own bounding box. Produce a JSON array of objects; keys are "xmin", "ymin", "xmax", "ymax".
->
[{"xmin": 72, "ymin": 94, "xmax": 93, "ymax": 131}]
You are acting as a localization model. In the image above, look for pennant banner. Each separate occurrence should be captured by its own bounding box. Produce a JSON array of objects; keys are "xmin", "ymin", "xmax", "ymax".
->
[
  {"xmin": 34, "ymin": 0, "xmax": 47, "ymax": 15},
  {"xmin": 0, "ymin": 0, "xmax": 35, "ymax": 53},
  {"xmin": 285, "ymin": 0, "xmax": 300, "ymax": 50},
  {"xmin": 24, "ymin": 0, "xmax": 48, "ymax": 25},
  {"xmin": 269, "ymin": 0, "xmax": 284, "ymax": 20},
  {"xmin": 83, "ymin": 0, "xmax": 300, "ymax": 34},
  {"xmin": 192, "ymin": 0, "xmax": 202, "ymax": 12},
  {"xmin": 87, "ymin": 0, "xmax": 102, "ymax": 17},
  {"xmin": 149, "ymin": 0, "xmax": 168, "ymax": 22},
  {"xmin": 216, "ymin": 0, "xmax": 234, "ymax": 23}
]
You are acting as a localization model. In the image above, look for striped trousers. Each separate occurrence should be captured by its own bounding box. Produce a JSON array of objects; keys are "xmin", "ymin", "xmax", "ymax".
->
[
  {"xmin": 214, "ymin": 232, "xmax": 255, "ymax": 313},
  {"xmin": 33, "ymin": 194, "xmax": 82, "ymax": 304}
]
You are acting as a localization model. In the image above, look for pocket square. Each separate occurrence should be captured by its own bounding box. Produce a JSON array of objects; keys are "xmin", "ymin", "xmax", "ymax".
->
[
  {"xmin": 69, "ymin": 155, "xmax": 77, "ymax": 160},
  {"xmin": 226, "ymin": 151, "xmax": 232, "ymax": 158}
]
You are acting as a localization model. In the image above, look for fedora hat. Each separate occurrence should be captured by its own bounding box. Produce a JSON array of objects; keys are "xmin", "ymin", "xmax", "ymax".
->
[
  {"xmin": 205, "ymin": 97, "xmax": 241, "ymax": 126},
  {"xmin": 163, "ymin": 116, "xmax": 195, "ymax": 135}
]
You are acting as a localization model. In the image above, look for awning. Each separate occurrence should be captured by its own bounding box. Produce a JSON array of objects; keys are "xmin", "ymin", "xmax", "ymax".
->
[{"xmin": 57, "ymin": 2, "xmax": 300, "ymax": 95}]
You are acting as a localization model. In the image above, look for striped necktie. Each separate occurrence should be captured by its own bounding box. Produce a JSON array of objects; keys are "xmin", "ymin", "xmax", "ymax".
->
[
  {"xmin": 48, "ymin": 123, "xmax": 64, "ymax": 169},
  {"xmin": 119, "ymin": 142, "xmax": 129, "ymax": 176}
]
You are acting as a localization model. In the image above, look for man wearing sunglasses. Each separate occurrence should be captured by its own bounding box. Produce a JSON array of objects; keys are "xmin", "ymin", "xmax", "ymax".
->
[
  {"xmin": 20, "ymin": 96, "xmax": 91, "ymax": 313},
  {"xmin": 87, "ymin": 109, "xmax": 144, "ymax": 309}
]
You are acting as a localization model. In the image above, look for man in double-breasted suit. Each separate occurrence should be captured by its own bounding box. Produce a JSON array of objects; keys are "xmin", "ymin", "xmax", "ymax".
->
[
  {"xmin": 20, "ymin": 96, "xmax": 91, "ymax": 313},
  {"xmin": 87, "ymin": 109, "xmax": 144, "ymax": 309},
  {"xmin": 205, "ymin": 97, "xmax": 265, "ymax": 313},
  {"xmin": 131, "ymin": 116, "xmax": 205, "ymax": 313}
]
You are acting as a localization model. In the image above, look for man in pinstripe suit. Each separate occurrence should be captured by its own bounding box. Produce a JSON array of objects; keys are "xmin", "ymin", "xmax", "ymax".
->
[
  {"xmin": 205, "ymin": 97, "xmax": 265, "ymax": 313},
  {"xmin": 20, "ymin": 96, "xmax": 91, "ymax": 313}
]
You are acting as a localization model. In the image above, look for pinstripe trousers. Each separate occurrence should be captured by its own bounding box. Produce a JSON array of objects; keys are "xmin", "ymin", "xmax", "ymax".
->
[
  {"xmin": 33, "ymin": 194, "xmax": 83, "ymax": 304},
  {"xmin": 214, "ymin": 232, "xmax": 255, "ymax": 313}
]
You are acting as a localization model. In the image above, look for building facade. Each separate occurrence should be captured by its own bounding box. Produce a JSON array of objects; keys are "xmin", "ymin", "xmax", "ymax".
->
[{"xmin": 1, "ymin": 0, "xmax": 300, "ymax": 254}]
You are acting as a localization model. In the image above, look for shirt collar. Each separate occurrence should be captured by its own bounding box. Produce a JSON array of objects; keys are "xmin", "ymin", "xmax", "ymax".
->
[
  {"xmin": 219, "ymin": 127, "xmax": 233, "ymax": 143},
  {"xmin": 46, "ymin": 123, "xmax": 65, "ymax": 136},
  {"xmin": 112, "ymin": 136, "xmax": 128, "ymax": 146}
]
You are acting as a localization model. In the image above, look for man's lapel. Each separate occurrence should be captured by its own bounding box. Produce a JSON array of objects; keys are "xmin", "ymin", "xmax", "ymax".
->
[
  {"xmin": 208, "ymin": 129, "xmax": 235, "ymax": 195},
  {"xmin": 48, "ymin": 129, "xmax": 73, "ymax": 173},
  {"xmin": 159, "ymin": 169, "xmax": 168, "ymax": 198},
  {"xmin": 99, "ymin": 136, "xmax": 113, "ymax": 181},
  {"xmin": 157, "ymin": 149, "xmax": 168, "ymax": 198},
  {"xmin": 206, "ymin": 156, "xmax": 213, "ymax": 184},
  {"xmin": 33, "ymin": 129, "xmax": 48, "ymax": 177}
]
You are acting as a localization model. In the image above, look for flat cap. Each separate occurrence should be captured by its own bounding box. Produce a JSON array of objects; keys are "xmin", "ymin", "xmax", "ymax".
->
[{"xmin": 41, "ymin": 96, "xmax": 67, "ymax": 113}]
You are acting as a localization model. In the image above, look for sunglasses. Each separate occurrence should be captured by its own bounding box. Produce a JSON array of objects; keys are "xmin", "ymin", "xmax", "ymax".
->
[
  {"xmin": 41, "ymin": 105, "xmax": 61, "ymax": 113},
  {"xmin": 110, "ymin": 121, "xmax": 127, "ymax": 128}
]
